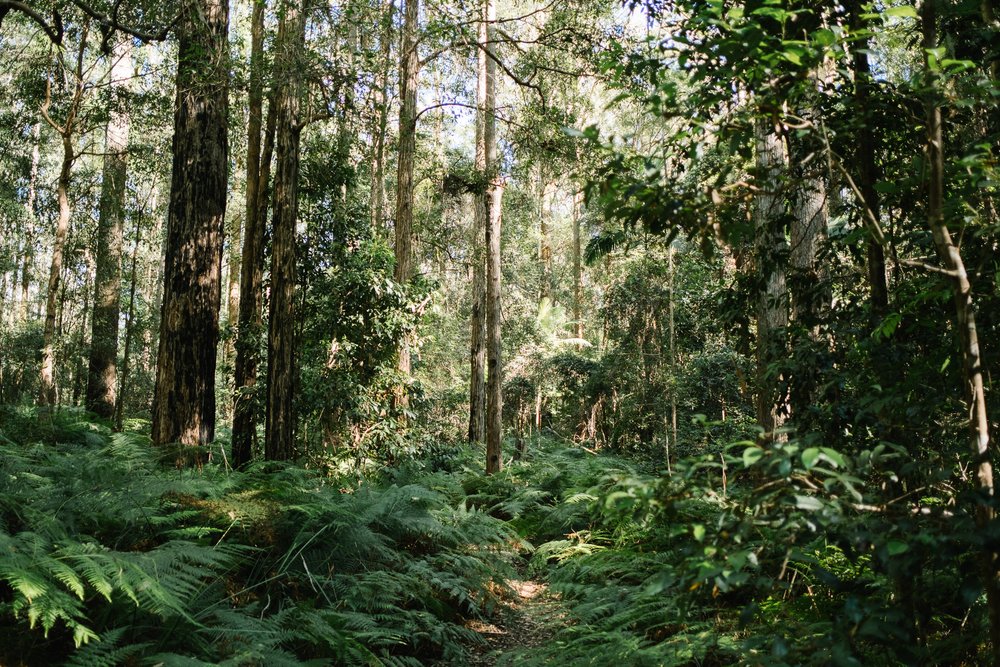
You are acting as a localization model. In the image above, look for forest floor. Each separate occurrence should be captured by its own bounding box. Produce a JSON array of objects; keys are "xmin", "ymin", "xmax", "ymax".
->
[{"xmin": 463, "ymin": 574, "xmax": 566, "ymax": 665}]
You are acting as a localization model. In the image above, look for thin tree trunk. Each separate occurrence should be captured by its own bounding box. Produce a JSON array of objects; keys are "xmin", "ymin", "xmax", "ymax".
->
[
  {"xmin": 668, "ymin": 243, "xmax": 677, "ymax": 469},
  {"xmin": 394, "ymin": 0, "xmax": 419, "ymax": 392},
  {"xmin": 264, "ymin": 0, "xmax": 307, "ymax": 461},
  {"xmin": 151, "ymin": 0, "xmax": 230, "ymax": 453},
  {"xmin": 539, "ymin": 178, "xmax": 552, "ymax": 303},
  {"xmin": 19, "ymin": 123, "xmax": 40, "ymax": 322},
  {"xmin": 116, "ymin": 208, "xmax": 144, "ymax": 431},
  {"xmin": 40, "ymin": 131, "xmax": 74, "ymax": 407},
  {"xmin": 468, "ymin": 4, "xmax": 488, "ymax": 445},
  {"xmin": 753, "ymin": 118, "xmax": 789, "ymax": 441},
  {"xmin": 482, "ymin": 0, "xmax": 502, "ymax": 474},
  {"xmin": 86, "ymin": 38, "xmax": 132, "ymax": 419},
  {"xmin": 922, "ymin": 2, "xmax": 1000, "ymax": 661},
  {"xmin": 849, "ymin": 0, "xmax": 889, "ymax": 318},
  {"xmin": 572, "ymin": 190, "xmax": 584, "ymax": 339},
  {"xmin": 370, "ymin": 0, "xmax": 394, "ymax": 230},
  {"xmin": 232, "ymin": 0, "xmax": 272, "ymax": 467}
]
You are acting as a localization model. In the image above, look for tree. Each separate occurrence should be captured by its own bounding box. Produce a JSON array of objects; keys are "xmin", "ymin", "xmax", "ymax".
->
[
  {"xmin": 151, "ymin": 0, "xmax": 230, "ymax": 451},
  {"xmin": 264, "ymin": 0, "xmax": 308, "ymax": 461},
  {"xmin": 86, "ymin": 37, "xmax": 132, "ymax": 420}
]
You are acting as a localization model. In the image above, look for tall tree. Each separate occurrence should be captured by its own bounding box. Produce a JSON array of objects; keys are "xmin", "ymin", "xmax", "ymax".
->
[
  {"xmin": 264, "ymin": 0, "xmax": 307, "ymax": 461},
  {"xmin": 86, "ymin": 37, "xmax": 132, "ymax": 419},
  {"xmin": 151, "ymin": 0, "xmax": 230, "ymax": 450},
  {"xmin": 39, "ymin": 25, "xmax": 90, "ymax": 406},
  {"xmin": 482, "ymin": 0, "xmax": 502, "ymax": 475},
  {"xmin": 394, "ymin": 0, "xmax": 419, "ymax": 390},
  {"xmin": 232, "ymin": 0, "xmax": 273, "ymax": 467},
  {"xmin": 753, "ymin": 118, "xmax": 789, "ymax": 441}
]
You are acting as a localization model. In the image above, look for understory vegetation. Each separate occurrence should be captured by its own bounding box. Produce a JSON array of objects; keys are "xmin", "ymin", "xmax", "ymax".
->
[{"xmin": 2, "ymin": 407, "xmax": 994, "ymax": 665}]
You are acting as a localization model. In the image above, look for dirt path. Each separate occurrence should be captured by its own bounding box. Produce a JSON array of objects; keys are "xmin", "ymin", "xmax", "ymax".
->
[{"xmin": 463, "ymin": 578, "xmax": 564, "ymax": 666}]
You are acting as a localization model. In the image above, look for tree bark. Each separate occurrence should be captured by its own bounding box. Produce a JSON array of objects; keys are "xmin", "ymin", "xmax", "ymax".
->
[
  {"xmin": 370, "ymin": 0, "xmax": 394, "ymax": 230},
  {"xmin": 482, "ymin": 0, "xmax": 502, "ymax": 475},
  {"xmin": 394, "ymin": 0, "xmax": 419, "ymax": 390},
  {"xmin": 116, "ymin": 207, "xmax": 144, "ymax": 431},
  {"xmin": 468, "ymin": 4, "xmax": 489, "ymax": 445},
  {"xmin": 151, "ymin": 0, "xmax": 230, "ymax": 452},
  {"xmin": 264, "ymin": 0, "xmax": 307, "ymax": 461},
  {"xmin": 19, "ymin": 123, "xmax": 40, "ymax": 322},
  {"xmin": 232, "ymin": 0, "xmax": 273, "ymax": 467},
  {"xmin": 572, "ymin": 190, "xmax": 584, "ymax": 339},
  {"xmin": 539, "ymin": 177, "xmax": 553, "ymax": 303},
  {"xmin": 753, "ymin": 118, "xmax": 789, "ymax": 441},
  {"xmin": 848, "ymin": 0, "xmax": 889, "ymax": 318},
  {"xmin": 86, "ymin": 38, "xmax": 132, "ymax": 419},
  {"xmin": 922, "ymin": 3, "xmax": 1000, "ymax": 661}
]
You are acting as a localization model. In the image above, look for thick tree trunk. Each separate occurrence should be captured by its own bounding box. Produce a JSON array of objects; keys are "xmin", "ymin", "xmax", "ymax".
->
[
  {"xmin": 753, "ymin": 118, "xmax": 789, "ymax": 441},
  {"xmin": 482, "ymin": 0, "xmax": 502, "ymax": 475},
  {"xmin": 394, "ymin": 0, "xmax": 419, "ymax": 389},
  {"xmin": 86, "ymin": 38, "xmax": 132, "ymax": 419},
  {"xmin": 789, "ymin": 140, "xmax": 828, "ymax": 330},
  {"xmin": 151, "ymin": 0, "xmax": 230, "ymax": 452},
  {"xmin": 922, "ymin": 3, "xmax": 1000, "ymax": 661},
  {"xmin": 264, "ymin": 0, "xmax": 307, "ymax": 461},
  {"xmin": 116, "ymin": 209, "xmax": 144, "ymax": 431},
  {"xmin": 232, "ymin": 0, "xmax": 272, "ymax": 467},
  {"xmin": 40, "ymin": 132, "xmax": 74, "ymax": 406}
]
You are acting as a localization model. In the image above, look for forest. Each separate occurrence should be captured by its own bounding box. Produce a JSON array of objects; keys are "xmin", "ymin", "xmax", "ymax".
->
[{"xmin": 0, "ymin": 0, "xmax": 998, "ymax": 664}]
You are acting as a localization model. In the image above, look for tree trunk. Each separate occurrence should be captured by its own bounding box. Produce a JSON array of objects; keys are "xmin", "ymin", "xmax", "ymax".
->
[
  {"xmin": 116, "ymin": 208, "xmax": 144, "ymax": 431},
  {"xmin": 394, "ymin": 0, "xmax": 419, "ymax": 390},
  {"xmin": 264, "ymin": 0, "xmax": 307, "ymax": 461},
  {"xmin": 19, "ymin": 123, "xmax": 40, "ymax": 322},
  {"xmin": 370, "ymin": 0, "xmax": 394, "ymax": 230},
  {"xmin": 151, "ymin": 0, "xmax": 230, "ymax": 452},
  {"xmin": 482, "ymin": 0, "xmax": 502, "ymax": 474},
  {"xmin": 753, "ymin": 118, "xmax": 789, "ymax": 441},
  {"xmin": 848, "ymin": 0, "xmax": 889, "ymax": 318},
  {"xmin": 86, "ymin": 38, "xmax": 132, "ymax": 419},
  {"xmin": 40, "ymin": 131, "xmax": 74, "ymax": 406},
  {"xmin": 232, "ymin": 0, "xmax": 273, "ymax": 467},
  {"xmin": 539, "ymin": 177, "xmax": 553, "ymax": 303},
  {"xmin": 572, "ymin": 190, "xmax": 584, "ymax": 340},
  {"xmin": 468, "ymin": 4, "xmax": 489, "ymax": 445},
  {"xmin": 922, "ymin": 2, "xmax": 1000, "ymax": 661},
  {"xmin": 789, "ymin": 140, "xmax": 828, "ymax": 331}
]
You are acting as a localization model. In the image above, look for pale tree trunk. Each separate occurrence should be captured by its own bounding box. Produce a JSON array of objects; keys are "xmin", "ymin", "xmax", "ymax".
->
[
  {"xmin": 394, "ymin": 0, "xmax": 420, "ymax": 393},
  {"xmin": 482, "ymin": 0, "xmax": 502, "ymax": 475},
  {"xmin": 151, "ymin": 0, "xmax": 230, "ymax": 452},
  {"xmin": 86, "ymin": 38, "xmax": 132, "ymax": 419},
  {"xmin": 667, "ymin": 243, "xmax": 676, "ymax": 470},
  {"xmin": 370, "ymin": 0, "xmax": 394, "ymax": 230},
  {"xmin": 922, "ymin": 2, "xmax": 1000, "ymax": 660},
  {"xmin": 116, "ymin": 208, "xmax": 144, "ymax": 431},
  {"xmin": 539, "ymin": 177, "xmax": 552, "ymax": 303},
  {"xmin": 468, "ymin": 5, "xmax": 489, "ymax": 445},
  {"xmin": 40, "ymin": 133, "xmax": 75, "ymax": 406},
  {"xmin": 572, "ymin": 190, "xmax": 584, "ymax": 339},
  {"xmin": 19, "ymin": 123, "xmax": 41, "ymax": 322},
  {"xmin": 753, "ymin": 118, "xmax": 789, "ymax": 441},
  {"xmin": 789, "ymin": 145, "xmax": 828, "ymax": 330},
  {"xmin": 223, "ymin": 211, "xmax": 241, "ymax": 367},
  {"xmin": 232, "ymin": 0, "xmax": 272, "ymax": 467},
  {"xmin": 265, "ymin": 0, "xmax": 307, "ymax": 461}
]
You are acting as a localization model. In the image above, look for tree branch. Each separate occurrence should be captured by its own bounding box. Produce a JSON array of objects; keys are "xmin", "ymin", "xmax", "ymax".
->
[{"xmin": 0, "ymin": 1, "xmax": 63, "ymax": 43}]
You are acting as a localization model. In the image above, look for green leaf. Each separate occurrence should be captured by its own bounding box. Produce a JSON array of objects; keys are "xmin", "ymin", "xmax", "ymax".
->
[
  {"xmin": 887, "ymin": 540, "xmax": 909, "ymax": 555},
  {"xmin": 692, "ymin": 524, "xmax": 706, "ymax": 542},
  {"xmin": 743, "ymin": 446, "xmax": 765, "ymax": 467},
  {"xmin": 885, "ymin": 6, "xmax": 918, "ymax": 18},
  {"xmin": 794, "ymin": 495, "xmax": 824, "ymax": 511},
  {"xmin": 802, "ymin": 448, "xmax": 820, "ymax": 469}
]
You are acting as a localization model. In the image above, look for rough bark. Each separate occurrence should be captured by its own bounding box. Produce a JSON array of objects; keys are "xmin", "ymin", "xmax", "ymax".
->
[
  {"xmin": 150, "ymin": 0, "xmax": 230, "ymax": 452},
  {"xmin": 482, "ymin": 0, "xmax": 502, "ymax": 475},
  {"xmin": 922, "ymin": 3, "xmax": 1000, "ymax": 661},
  {"xmin": 539, "ymin": 177, "xmax": 553, "ymax": 303},
  {"xmin": 394, "ymin": 0, "xmax": 419, "ymax": 387},
  {"xmin": 789, "ymin": 139, "xmax": 828, "ymax": 330},
  {"xmin": 753, "ymin": 118, "xmax": 789, "ymax": 441},
  {"xmin": 116, "ymin": 208, "xmax": 144, "ymax": 431},
  {"xmin": 232, "ymin": 0, "xmax": 272, "ymax": 467},
  {"xmin": 264, "ymin": 0, "xmax": 306, "ymax": 462},
  {"xmin": 86, "ymin": 38, "xmax": 132, "ymax": 419}
]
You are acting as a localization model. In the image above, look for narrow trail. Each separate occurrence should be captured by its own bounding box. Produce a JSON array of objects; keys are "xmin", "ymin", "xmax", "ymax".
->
[{"xmin": 464, "ymin": 577, "xmax": 565, "ymax": 666}]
